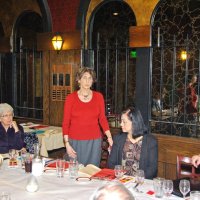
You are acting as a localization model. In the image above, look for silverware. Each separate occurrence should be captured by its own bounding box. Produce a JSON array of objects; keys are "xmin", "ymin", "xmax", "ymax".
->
[{"xmin": 133, "ymin": 183, "xmax": 139, "ymax": 189}]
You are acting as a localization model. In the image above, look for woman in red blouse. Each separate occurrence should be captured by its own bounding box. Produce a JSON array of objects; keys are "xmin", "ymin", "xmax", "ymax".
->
[{"xmin": 62, "ymin": 67, "xmax": 113, "ymax": 166}]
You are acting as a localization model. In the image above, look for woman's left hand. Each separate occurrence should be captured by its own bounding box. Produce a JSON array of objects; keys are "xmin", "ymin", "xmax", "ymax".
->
[{"xmin": 107, "ymin": 137, "xmax": 113, "ymax": 147}]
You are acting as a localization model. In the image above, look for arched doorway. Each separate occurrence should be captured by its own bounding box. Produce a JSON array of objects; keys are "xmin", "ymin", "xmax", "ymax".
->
[
  {"xmin": 13, "ymin": 11, "xmax": 44, "ymax": 119},
  {"xmin": 88, "ymin": 1, "xmax": 136, "ymax": 121}
]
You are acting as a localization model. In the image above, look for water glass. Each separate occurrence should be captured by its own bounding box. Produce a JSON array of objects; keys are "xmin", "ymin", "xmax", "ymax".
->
[
  {"xmin": 114, "ymin": 165, "xmax": 125, "ymax": 179},
  {"xmin": 153, "ymin": 177, "xmax": 164, "ymax": 198},
  {"xmin": 68, "ymin": 160, "xmax": 79, "ymax": 179},
  {"xmin": 0, "ymin": 192, "xmax": 11, "ymax": 200},
  {"xmin": 33, "ymin": 143, "xmax": 40, "ymax": 158},
  {"xmin": 135, "ymin": 169, "xmax": 145, "ymax": 185},
  {"xmin": 190, "ymin": 191, "xmax": 200, "ymax": 200},
  {"xmin": 179, "ymin": 179, "xmax": 190, "ymax": 199},
  {"xmin": 56, "ymin": 159, "xmax": 65, "ymax": 178},
  {"xmin": 20, "ymin": 151, "xmax": 27, "ymax": 168},
  {"xmin": 0, "ymin": 155, "xmax": 3, "ymax": 169},
  {"xmin": 163, "ymin": 179, "xmax": 173, "ymax": 198}
]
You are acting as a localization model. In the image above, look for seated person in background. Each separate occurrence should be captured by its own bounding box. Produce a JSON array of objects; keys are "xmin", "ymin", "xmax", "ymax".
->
[
  {"xmin": 90, "ymin": 182, "xmax": 135, "ymax": 200},
  {"xmin": 192, "ymin": 154, "xmax": 200, "ymax": 168},
  {"xmin": 152, "ymin": 89, "xmax": 169, "ymax": 117},
  {"xmin": 178, "ymin": 74, "xmax": 198, "ymax": 121},
  {"xmin": 0, "ymin": 103, "xmax": 24, "ymax": 153},
  {"xmin": 107, "ymin": 106, "xmax": 158, "ymax": 179}
]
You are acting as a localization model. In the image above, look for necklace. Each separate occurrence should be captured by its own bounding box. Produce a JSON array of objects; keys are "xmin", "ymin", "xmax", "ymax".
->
[
  {"xmin": 79, "ymin": 90, "xmax": 91, "ymax": 100},
  {"xmin": 83, "ymin": 94, "xmax": 89, "ymax": 100}
]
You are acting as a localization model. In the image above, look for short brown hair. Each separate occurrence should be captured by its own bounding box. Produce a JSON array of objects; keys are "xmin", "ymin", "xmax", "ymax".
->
[{"xmin": 75, "ymin": 67, "xmax": 97, "ymax": 83}]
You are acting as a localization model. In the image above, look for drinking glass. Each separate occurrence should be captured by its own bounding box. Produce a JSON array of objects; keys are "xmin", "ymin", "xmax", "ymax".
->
[
  {"xmin": 0, "ymin": 192, "xmax": 11, "ymax": 200},
  {"xmin": 33, "ymin": 143, "xmax": 40, "ymax": 158},
  {"xmin": 24, "ymin": 153, "xmax": 32, "ymax": 173},
  {"xmin": 179, "ymin": 179, "xmax": 190, "ymax": 199},
  {"xmin": 8, "ymin": 149, "xmax": 17, "ymax": 166},
  {"xmin": 135, "ymin": 169, "xmax": 145, "ymax": 185},
  {"xmin": 153, "ymin": 177, "xmax": 165, "ymax": 198},
  {"xmin": 68, "ymin": 160, "xmax": 79, "ymax": 179},
  {"xmin": 56, "ymin": 159, "xmax": 65, "ymax": 178},
  {"xmin": 114, "ymin": 165, "xmax": 125, "ymax": 179},
  {"xmin": 163, "ymin": 179, "xmax": 173, "ymax": 198},
  {"xmin": 9, "ymin": 149, "xmax": 17, "ymax": 161},
  {"xmin": 190, "ymin": 191, "xmax": 200, "ymax": 200},
  {"xmin": 0, "ymin": 155, "xmax": 3, "ymax": 169}
]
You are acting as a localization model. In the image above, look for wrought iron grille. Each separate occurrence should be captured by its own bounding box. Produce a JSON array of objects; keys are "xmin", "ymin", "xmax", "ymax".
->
[{"xmin": 151, "ymin": 0, "xmax": 200, "ymax": 138}]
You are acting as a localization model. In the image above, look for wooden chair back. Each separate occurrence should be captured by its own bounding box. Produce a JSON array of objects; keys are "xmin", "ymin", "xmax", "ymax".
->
[{"xmin": 177, "ymin": 155, "xmax": 200, "ymax": 179}]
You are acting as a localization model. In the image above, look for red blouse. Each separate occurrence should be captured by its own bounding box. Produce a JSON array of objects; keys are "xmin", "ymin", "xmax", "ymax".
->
[{"xmin": 62, "ymin": 91, "xmax": 110, "ymax": 140}]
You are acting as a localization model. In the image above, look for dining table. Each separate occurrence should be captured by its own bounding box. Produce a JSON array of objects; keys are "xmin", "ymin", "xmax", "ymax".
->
[
  {"xmin": 0, "ymin": 160, "xmax": 184, "ymax": 200},
  {"xmin": 22, "ymin": 124, "xmax": 65, "ymax": 157}
]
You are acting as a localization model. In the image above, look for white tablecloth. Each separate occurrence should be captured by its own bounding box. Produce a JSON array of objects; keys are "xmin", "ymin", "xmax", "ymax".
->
[
  {"xmin": 0, "ymin": 162, "xmax": 183, "ymax": 200},
  {"xmin": 23, "ymin": 125, "xmax": 65, "ymax": 157}
]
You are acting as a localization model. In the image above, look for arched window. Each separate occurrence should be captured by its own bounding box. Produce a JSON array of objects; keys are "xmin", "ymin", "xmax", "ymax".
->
[
  {"xmin": 151, "ymin": 0, "xmax": 200, "ymax": 138},
  {"xmin": 88, "ymin": 1, "xmax": 136, "ymax": 124},
  {"xmin": 13, "ymin": 11, "xmax": 43, "ymax": 119}
]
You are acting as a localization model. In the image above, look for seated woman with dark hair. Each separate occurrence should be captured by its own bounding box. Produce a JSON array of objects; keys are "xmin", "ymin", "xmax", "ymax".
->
[
  {"xmin": 107, "ymin": 106, "xmax": 158, "ymax": 179},
  {"xmin": 0, "ymin": 103, "xmax": 25, "ymax": 153}
]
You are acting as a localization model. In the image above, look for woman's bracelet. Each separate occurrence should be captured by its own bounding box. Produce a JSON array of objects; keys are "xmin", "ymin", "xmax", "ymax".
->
[{"xmin": 107, "ymin": 136, "xmax": 112, "ymax": 138}]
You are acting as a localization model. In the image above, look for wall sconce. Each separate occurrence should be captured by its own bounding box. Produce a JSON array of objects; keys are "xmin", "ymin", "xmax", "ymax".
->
[
  {"xmin": 52, "ymin": 33, "xmax": 63, "ymax": 53},
  {"xmin": 180, "ymin": 50, "xmax": 187, "ymax": 60}
]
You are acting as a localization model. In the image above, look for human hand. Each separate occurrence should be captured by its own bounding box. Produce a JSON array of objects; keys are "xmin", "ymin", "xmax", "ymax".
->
[
  {"xmin": 107, "ymin": 137, "xmax": 113, "ymax": 147},
  {"xmin": 192, "ymin": 155, "xmax": 200, "ymax": 168},
  {"xmin": 66, "ymin": 143, "xmax": 77, "ymax": 158},
  {"xmin": 10, "ymin": 121, "xmax": 19, "ymax": 132}
]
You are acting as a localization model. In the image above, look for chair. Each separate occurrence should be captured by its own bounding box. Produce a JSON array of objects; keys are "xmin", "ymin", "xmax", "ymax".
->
[{"xmin": 176, "ymin": 155, "xmax": 200, "ymax": 179}]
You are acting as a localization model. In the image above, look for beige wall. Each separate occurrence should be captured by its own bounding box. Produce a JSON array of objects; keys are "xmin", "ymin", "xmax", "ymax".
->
[{"xmin": 85, "ymin": 0, "xmax": 159, "ymax": 48}]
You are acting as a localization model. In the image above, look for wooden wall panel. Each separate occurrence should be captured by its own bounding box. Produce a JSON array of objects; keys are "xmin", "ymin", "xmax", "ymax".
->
[
  {"xmin": 154, "ymin": 134, "xmax": 200, "ymax": 180},
  {"xmin": 43, "ymin": 51, "xmax": 50, "ymax": 125},
  {"xmin": 42, "ymin": 49, "xmax": 81, "ymax": 126},
  {"xmin": 37, "ymin": 31, "xmax": 81, "ymax": 51},
  {"xmin": 129, "ymin": 25, "xmax": 151, "ymax": 47}
]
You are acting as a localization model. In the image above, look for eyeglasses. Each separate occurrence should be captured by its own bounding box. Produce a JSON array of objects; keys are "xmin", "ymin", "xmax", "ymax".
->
[{"xmin": 1, "ymin": 113, "xmax": 14, "ymax": 118}]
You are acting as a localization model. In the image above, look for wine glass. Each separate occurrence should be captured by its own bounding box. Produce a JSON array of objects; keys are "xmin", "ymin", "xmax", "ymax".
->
[
  {"xmin": 135, "ymin": 169, "xmax": 145, "ymax": 185},
  {"xmin": 179, "ymin": 179, "xmax": 190, "ymax": 199},
  {"xmin": 9, "ymin": 149, "xmax": 17, "ymax": 162},
  {"xmin": 114, "ymin": 165, "xmax": 125, "ymax": 179},
  {"xmin": 163, "ymin": 179, "xmax": 173, "ymax": 198}
]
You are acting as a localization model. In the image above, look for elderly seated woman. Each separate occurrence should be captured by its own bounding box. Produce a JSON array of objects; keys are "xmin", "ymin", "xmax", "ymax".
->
[
  {"xmin": 0, "ymin": 103, "xmax": 25, "ymax": 153},
  {"xmin": 107, "ymin": 106, "xmax": 158, "ymax": 179}
]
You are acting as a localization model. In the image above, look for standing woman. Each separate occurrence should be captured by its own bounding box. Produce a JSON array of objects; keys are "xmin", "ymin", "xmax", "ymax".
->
[
  {"xmin": 0, "ymin": 103, "xmax": 24, "ymax": 153},
  {"xmin": 108, "ymin": 106, "xmax": 158, "ymax": 179},
  {"xmin": 62, "ymin": 67, "xmax": 113, "ymax": 167}
]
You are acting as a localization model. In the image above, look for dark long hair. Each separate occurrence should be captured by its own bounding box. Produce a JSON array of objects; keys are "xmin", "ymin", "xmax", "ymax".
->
[{"xmin": 121, "ymin": 106, "xmax": 147, "ymax": 137}]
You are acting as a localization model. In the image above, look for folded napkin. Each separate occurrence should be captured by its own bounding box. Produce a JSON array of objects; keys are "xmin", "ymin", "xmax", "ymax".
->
[
  {"xmin": 35, "ymin": 130, "xmax": 45, "ymax": 134},
  {"xmin": 44, "ymin": 160, "xmax": 69, "ymax": 170},
  {"xmin": 91, "ymin": 168, "xmax": 116, "ymax": 180},
  {"xmin": 30, "ymin": 125, "xmax": 49, "ymax": 129}
]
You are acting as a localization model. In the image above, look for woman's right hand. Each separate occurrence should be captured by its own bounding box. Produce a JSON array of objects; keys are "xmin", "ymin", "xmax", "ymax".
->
[{"xmin": 65, "ymin": 142, "xmax": 77, "ymax": 158}]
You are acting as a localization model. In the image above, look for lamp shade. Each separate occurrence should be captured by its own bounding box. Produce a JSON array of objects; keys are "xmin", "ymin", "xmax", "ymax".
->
[
  {"xmin": 52, "ymin": 34, "xmax": 63, "ymax": 51},
  {"xmin": 181, "ymin": 50, "xmax": 187, "ymax": 60}
]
